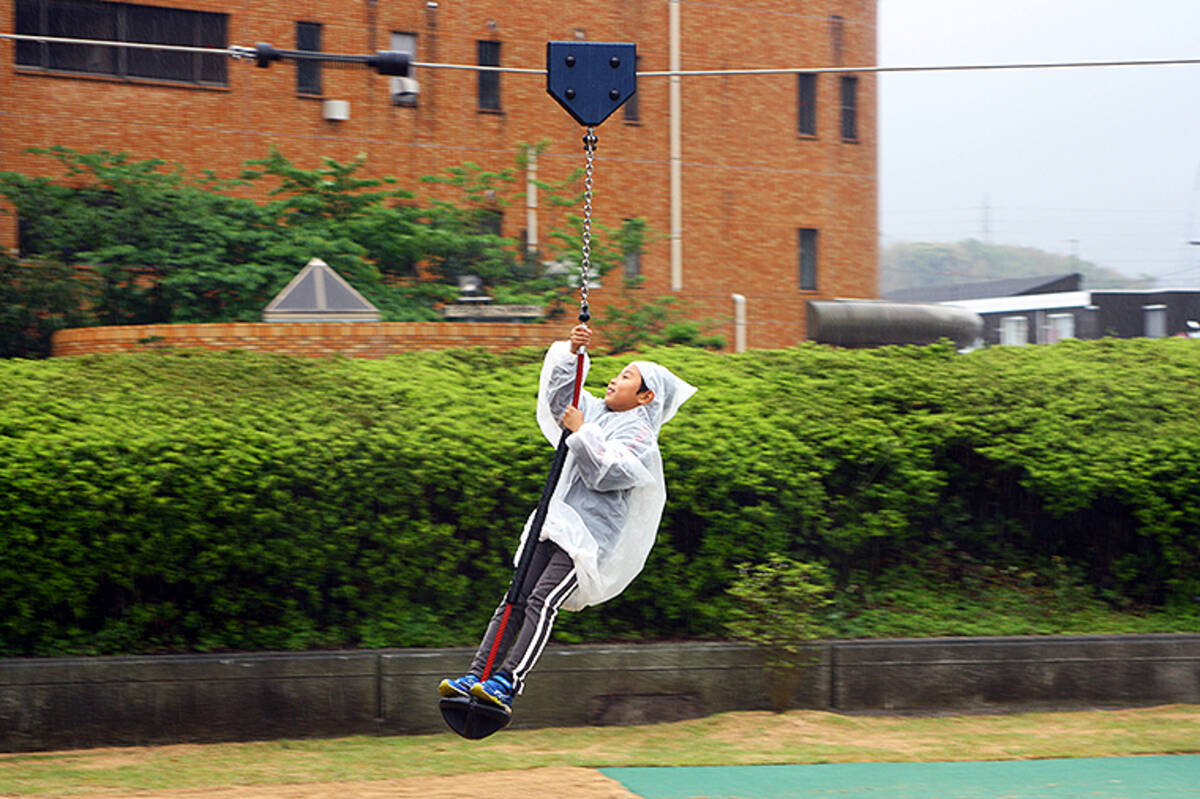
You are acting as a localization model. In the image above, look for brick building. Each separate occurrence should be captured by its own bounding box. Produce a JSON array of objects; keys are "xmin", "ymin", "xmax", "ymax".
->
[{"xmin": 2, "ymin": 0, "xmax": 878, "ymax": 349}]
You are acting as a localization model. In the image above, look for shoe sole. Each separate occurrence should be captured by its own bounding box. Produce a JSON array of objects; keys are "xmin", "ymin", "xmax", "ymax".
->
[
  {"xmin": 438, "ymin": 679, "xmax": 474, "ymax": 699},
  {"xmin": 470, "ymin": 682, "xmax": 512, "ymax": 715}
]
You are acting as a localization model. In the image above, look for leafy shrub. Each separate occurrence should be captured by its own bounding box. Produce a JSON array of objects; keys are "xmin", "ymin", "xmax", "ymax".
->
[
  {"xmin": 1, "ymin": 338, "xmax": 1198, "ymax": 656},
  {"xmin": 725, "ymin": 554, "xmax": 833, "ymax": 666}
]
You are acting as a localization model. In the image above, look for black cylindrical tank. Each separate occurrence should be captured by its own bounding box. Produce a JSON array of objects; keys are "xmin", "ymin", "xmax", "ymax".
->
[{"xmin": 807, "ymin": 300, "xmax": 984, "ymax": 349}]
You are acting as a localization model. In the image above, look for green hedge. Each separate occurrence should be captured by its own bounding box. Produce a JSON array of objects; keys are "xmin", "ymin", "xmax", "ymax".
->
[{"xmin": 2, "ymin": 339, "xmax": 1198, "ymax": 656}]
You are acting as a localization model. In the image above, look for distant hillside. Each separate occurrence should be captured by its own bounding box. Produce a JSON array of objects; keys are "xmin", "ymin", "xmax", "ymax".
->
[{"xmin": 880, "ymin": 239, "xmax": 1156, "ymax": 295}]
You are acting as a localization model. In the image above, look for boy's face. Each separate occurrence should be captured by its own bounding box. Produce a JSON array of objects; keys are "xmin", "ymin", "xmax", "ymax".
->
[{"xmin": 605, "ymin": 364, "xmax": 655, "ymax": 412}]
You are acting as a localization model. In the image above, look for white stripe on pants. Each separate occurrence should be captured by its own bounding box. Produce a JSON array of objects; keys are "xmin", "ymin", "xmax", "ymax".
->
[{"xmin": 469, "ymin": 539, "xmax": 577, "ymax": 692}]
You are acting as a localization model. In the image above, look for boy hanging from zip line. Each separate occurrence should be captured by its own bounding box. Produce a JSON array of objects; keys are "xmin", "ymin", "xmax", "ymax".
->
[{"xmin": 439, "ymin": 322, "xmax": 697, "ymax": 715}]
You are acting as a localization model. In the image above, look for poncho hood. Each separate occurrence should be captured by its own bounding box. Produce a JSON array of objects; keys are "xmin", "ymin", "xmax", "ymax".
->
[{"xmin": 629, "ymin": 360, "xmax": 697, "ymax": 430}]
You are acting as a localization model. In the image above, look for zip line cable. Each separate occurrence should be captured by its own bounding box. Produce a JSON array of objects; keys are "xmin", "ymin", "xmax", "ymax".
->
[
  {"xmin": 1, "ymin": 33, "xmax": 233, "ymax": 57},
  {"xmin": 635, "ymin": 57, "xmax": 1200, "ymax": 76},
  {"xmin": 3, "ymin": 33, "xmax": 1200, "ymax": 76}
]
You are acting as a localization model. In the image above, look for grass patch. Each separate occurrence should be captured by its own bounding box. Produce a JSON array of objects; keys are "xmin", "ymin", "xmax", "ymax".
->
[
  {"xmin": 2, "ymin": 706, "xmax": 1198, "ymax": 796},
  {"xmin": 828, "ymin": 560, "xmax": 1200, "ymax": 639}
]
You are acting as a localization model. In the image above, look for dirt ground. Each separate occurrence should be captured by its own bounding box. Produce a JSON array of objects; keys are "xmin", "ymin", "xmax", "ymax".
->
[
  {"xmin": 11, "ymin": 706, "xmax": 1199, "ymax": 798},
  {"xmin": 100, "ymin": 767, "xmax": 638, "ymax": 799}
]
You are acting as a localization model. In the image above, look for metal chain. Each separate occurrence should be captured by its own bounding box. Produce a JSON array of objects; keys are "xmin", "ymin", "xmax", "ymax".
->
[{"xmin": 579, "ymin": 127, "xmax": 597, "ymax": 323}]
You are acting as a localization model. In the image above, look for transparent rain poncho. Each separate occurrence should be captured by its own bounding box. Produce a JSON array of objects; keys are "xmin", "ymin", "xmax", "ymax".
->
[{"xmin": 517, "ymin": 340, "xmax": 697, "ymax": 611}]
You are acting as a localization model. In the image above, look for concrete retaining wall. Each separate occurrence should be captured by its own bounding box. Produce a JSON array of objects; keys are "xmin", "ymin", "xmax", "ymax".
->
[
  {"xmin": 3, "ymin": 635, "xmax": 1198, "ymax": 752},
  {"xmin": 831, "ymin": 635, "xmax": 1200, "ymax": 713}
]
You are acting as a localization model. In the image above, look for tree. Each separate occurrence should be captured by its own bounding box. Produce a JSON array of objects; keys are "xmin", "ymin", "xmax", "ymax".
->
[
  {"xmin": 725, "ymin": 554, "xmax": 833, "ymax": 711},
  {"xmin": 0, "ymin": 147, "xmax": 532, "ymax": 328},
  {"xmin": 0, "ymin": 145, "xmax": 732, "ymax": 354},
  {"xmin": 581, "ymin": 218, "xmax": 725, "ymax": 354},
  {"xmin": 0, "ymin": 147, "xmax": 275, "ymax": 325},
  {"xmin": 0, "ymin": 253, "xmax": 95, "ymax": 358}
]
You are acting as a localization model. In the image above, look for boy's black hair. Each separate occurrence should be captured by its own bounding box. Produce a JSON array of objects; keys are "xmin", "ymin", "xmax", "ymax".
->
[{"xmin": 639, "ymin": 377, "xmax": 649, "ymax": 394}]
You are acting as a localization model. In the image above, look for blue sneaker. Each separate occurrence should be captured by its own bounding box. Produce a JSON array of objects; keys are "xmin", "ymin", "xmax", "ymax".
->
[
  {"xmin": 470, "ymin": 672, "xmax": 515, "ymax": 714},
  {"xmin": 438, "ymin": 673, "xmax": 480, "ymax": 699}
]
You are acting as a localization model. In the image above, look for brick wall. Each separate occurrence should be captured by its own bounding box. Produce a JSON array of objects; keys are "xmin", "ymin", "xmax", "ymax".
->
[
  {"xmin": 51, "ymin": 322, "xmax": 554, "ymax": 358},
  {"xmin": 3, "ymin": 0, "xmax": 878, "ymax": 350}
]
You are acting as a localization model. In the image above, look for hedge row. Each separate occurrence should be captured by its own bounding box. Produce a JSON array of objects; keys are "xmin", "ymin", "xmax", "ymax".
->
[{"xmin": 2, "ymin": 338, "xmax": 1198, "ymax": 655}]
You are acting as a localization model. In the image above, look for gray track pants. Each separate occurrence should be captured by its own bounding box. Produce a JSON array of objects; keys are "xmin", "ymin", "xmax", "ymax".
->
[{"xmin": 469, "ymin": 539, "xmax": 578, "ymax": 691}]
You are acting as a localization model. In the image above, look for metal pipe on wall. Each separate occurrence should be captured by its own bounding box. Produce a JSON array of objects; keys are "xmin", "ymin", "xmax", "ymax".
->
[
  {"xmin": 669, "ymin": 0, "xmax": 683, "ymax": 291},
  {"xmin": 525, "ymin": 146, "xmax": 539, "ymax": 255},
  {"xmin": 731, "ymin": 293, "xmax": 747, "ymax": 352}
]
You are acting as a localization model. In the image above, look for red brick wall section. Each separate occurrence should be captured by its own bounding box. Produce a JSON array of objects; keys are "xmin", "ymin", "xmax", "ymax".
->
[
  {"xmin": 51, "ymin": 323, "xmax": 555, "ymax": 358},
  {"xmin": 3, "ymin": 0, "xmax": 879, "ymax": 350}
]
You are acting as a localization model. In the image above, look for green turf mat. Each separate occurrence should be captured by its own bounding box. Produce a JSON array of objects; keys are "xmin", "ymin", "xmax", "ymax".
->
[{"xmin": 602, "ymin": 755, "xmax": 1200, "ymax": 798}]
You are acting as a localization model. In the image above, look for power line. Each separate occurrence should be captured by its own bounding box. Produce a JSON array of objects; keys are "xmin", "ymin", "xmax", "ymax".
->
[
  {"xmin": 4, "ymin": 33, "xmax": 1200, "ymax": 76},
  {"xmin": 1146, "ymin": 263, "xmax": 1200, "ymax": 281}
]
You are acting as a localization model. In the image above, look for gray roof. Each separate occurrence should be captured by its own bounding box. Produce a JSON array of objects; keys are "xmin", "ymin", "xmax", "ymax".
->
[
  {"xmin": 882, "ymin": 273, "xmax": 1082, "ymax": 303},
  {"xmin": 263, "ymin": 258, "xmax": 380, "ymax": 322}
]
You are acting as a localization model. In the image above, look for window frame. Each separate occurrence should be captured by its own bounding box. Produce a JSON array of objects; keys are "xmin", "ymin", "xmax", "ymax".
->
[
  {"xmin": 477, "ymin": 39, "xmax": 501, "ymax": 111},
  {"xmin": 478, "ymin": 209, "xmax": 503, "ymax": 237},
  {"xmin": 1000, "ymin": 316, "xmax": 1029, "ymax": 346},
  {"xmin": 797, "ymin": 72, "xmax": 817, "ymax": 136},
  {"xmin": 1143, "ymin": 304, "xmax": 1167, "ymax": 338},
  {"xmin": 14, "ymin": 0, "xmax": 228, "ymax": 86},
  {"xmin": 296, "ymin": 21, "xmax": 322, "ymax": 96},
  {"xmin": 622, "ymin": 218, "xmax": 643, "ymax": 281},
  {"xmin": 798, "ymin": 228, "xmax": 818, "ymax": 291},
  {"xmin": 829, "ymin": 14, "xmax": 845, "ymax": 66},
  {"xmin": 1045, "ymin": 312, "xmax": 1075, "ymax": 343},
  {"xmin": 840, "ymin": 74, "xmax": 859, "ymax": 141}
]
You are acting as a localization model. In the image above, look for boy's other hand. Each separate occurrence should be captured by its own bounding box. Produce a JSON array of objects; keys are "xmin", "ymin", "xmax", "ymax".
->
[
  {"xmin": 562, "ymin": 404, "xmax": 584, "ymax": 432},
  {"xmin": 569, "ymin": 324, "xmax": 591, "ymax": 354}
]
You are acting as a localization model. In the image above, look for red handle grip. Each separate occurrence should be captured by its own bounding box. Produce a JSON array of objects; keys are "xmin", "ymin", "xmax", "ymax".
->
[{"xmin": 571, "ymin": 350, "xmax": 585, "ymax": 408}]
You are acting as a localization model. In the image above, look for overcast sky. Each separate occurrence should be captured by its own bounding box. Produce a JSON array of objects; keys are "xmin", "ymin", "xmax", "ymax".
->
[{"xmin": 878, "ymin": 0, "xmax": 1200, "ymax": 285}]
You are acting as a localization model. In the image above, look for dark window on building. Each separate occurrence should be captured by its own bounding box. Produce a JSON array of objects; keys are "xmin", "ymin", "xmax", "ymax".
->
[
  {"xmin": 16, "ymin": 212, "xmax": 34, "ymax": 255},
  {"xmin": 622, "ymin": 219, "xmax": 642, "ymax": 280},
  {"xmin": 840, "ymin": 75, "xmax": 858, "ymax": 141},
  {"xmin": 478, "ymin": 209, "xmax": 502, "ymax": 237},
  {"xmin": 623, "ymin": 56, "xmax": 640, "ymax": 122},
  {"xmin": 829, "ymin": 14, "xmax": 845, "ymax": 66},
  {"xmin": 15, "ymin": 0, "xmax": 227, "ymax": 85},
  {"xmin": 477, "ymin": 40, "xmax": 501, "ymax": 110},
  {"xmin": 296, "ymin": 21, "xmax": 322, "ymax": 95},
  {"xmin": 797, "ymin": 72, "xmax": 816, "ymax": 136},
  {"xmin": 798, "ymin": 228, "xmax": 818, "ymax": 290}
]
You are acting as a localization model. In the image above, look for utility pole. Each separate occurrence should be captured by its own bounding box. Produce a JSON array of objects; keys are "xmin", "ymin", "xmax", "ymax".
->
[{"xmin": 1066, "ymin": 238, "xmax": 1080, "ymax": 273}]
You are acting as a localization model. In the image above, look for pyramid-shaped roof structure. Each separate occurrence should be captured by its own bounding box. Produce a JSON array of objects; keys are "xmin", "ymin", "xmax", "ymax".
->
[{"xmin": 263, "ymin": 258, "xmax": 380, "ymax": 322}]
